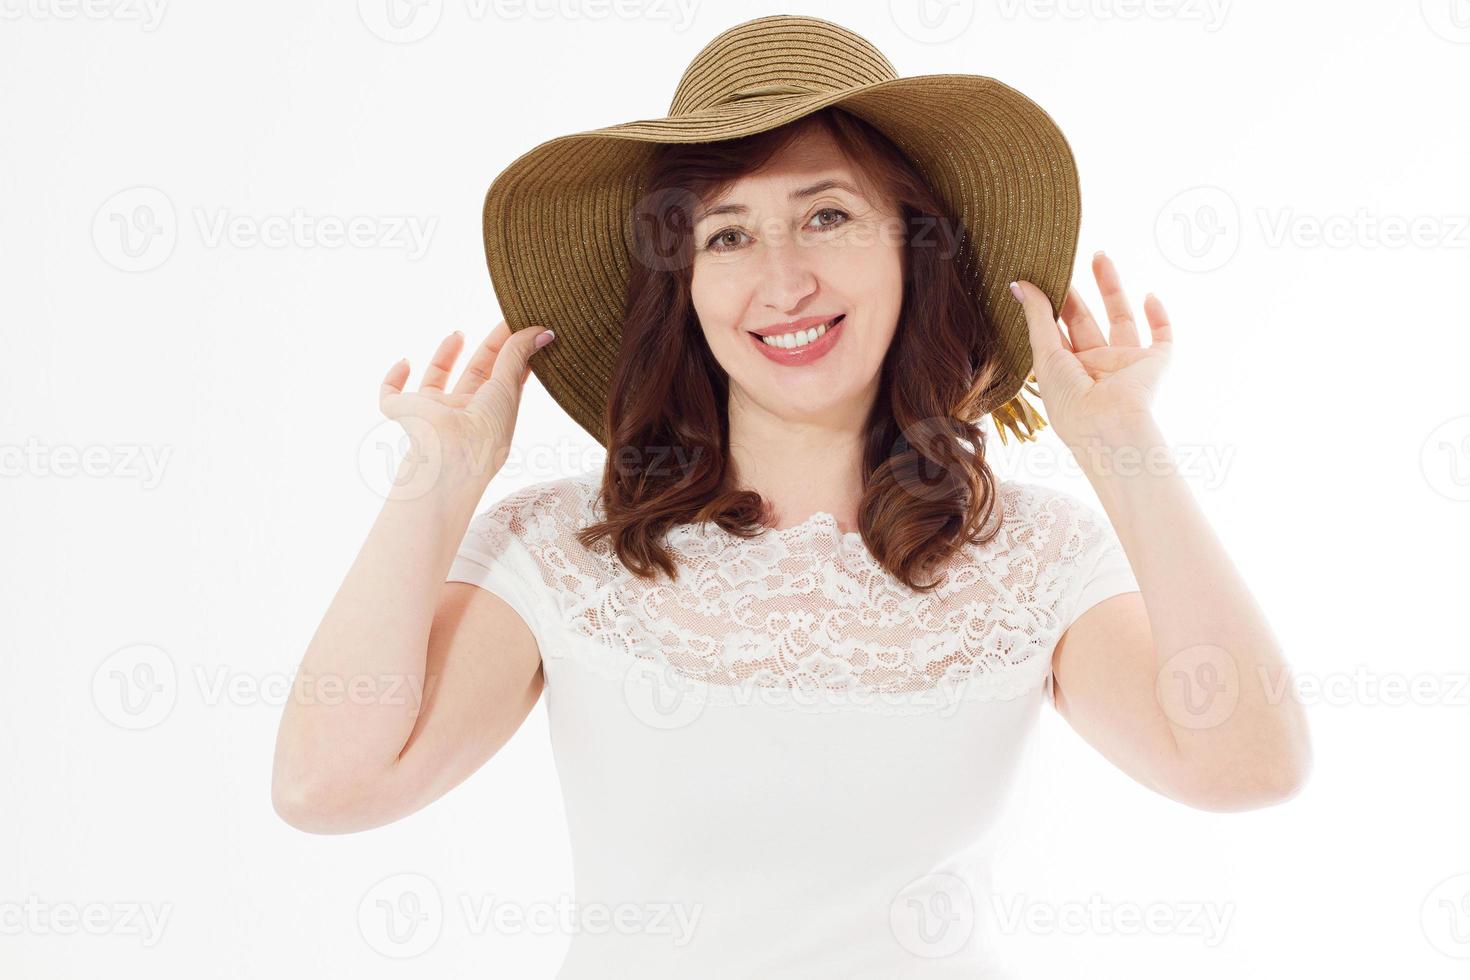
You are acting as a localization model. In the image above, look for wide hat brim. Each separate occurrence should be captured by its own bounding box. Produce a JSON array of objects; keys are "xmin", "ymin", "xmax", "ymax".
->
[{"xmin": 482, "ymin": 31, "xmax": 1079, "ymax": 450}]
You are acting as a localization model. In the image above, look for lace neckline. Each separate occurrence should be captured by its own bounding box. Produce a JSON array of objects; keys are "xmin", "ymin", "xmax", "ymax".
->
[
  {"xmin": 577, "ymin": 474, "xmax": 866, "ymax": 549},
  {"xmin": 677, "ymin": 509, "xmax": 866, "ymax": 548}
]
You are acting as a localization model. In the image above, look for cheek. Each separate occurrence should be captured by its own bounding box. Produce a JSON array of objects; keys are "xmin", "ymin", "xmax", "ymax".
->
[
  {"xmin": 690, "ymin": 265, "xmax": 746, "ymax": 336},
  {"xmin": 822, "ymin": 239, "xmax": 903, "ymax": 315}
]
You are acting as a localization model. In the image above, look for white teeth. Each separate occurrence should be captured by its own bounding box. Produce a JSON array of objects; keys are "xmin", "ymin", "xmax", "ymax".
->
[{"xmin": 759, "ymin": 317, "xmax": 838, "ymax": 349}]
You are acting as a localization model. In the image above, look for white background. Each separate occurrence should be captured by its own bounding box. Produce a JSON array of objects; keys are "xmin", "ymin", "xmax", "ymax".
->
[{"xmin": 3, "ymin": 1, "xmax": 1468, "ymax": 976}]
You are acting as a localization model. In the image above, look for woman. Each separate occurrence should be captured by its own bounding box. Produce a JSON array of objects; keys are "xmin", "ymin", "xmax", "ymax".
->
[{"xmin": 272, "ymin": 14, "xmax": 1311, "ymax": 977}]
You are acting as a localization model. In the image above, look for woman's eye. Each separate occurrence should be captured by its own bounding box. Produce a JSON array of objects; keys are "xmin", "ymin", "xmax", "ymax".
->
[
  {"xmin": 705, "ymin": 228, "xmax": 748, "ymax": 252},
  {"xmin": 809, "ymin": 207, "xmax": 849, "ymax": 230}
]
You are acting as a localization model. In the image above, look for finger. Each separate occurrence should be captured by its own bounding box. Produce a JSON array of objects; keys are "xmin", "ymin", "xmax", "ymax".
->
[
  {"xmin": 1011, "ymin": 279, "xmax": 1071, "ymax": 363},
  {"xmin": 1092, "ymin": 251, "xmax": 1141, "ymax": 348},
  {"xmin": 379, "ymin": 357, "xmax": 410, "ymax": 412},
  {"xmin": 451, "ymin": 321, "xmax": 512, "ymax": 397},
  {"xmin": 470, "ymin": 324, "xmax": 554, "ymax": 411},
  {"xmin": 1143, "ymin": 292, "xmax": 1174, "ymax": 345},
  {"xmin": 418, "ymin": 331, "xmax": 465, "ymax": 393},
  {"xmin": 1060, "ymin": 284, "xmax": 1107, "ymax": 352}
]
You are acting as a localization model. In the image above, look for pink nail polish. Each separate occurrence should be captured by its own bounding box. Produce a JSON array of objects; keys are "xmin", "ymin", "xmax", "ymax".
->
[
  {"xmin": 1008, "ymin": 281, "xmax": 1024, "ymax": 303},
  {"xmin": 534, "ymin": 330, "xmax": 555, "ymax": 349}
]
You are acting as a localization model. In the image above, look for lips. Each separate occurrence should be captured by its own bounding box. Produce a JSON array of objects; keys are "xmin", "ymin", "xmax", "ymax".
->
[
  {"xmin": 747, "ymin": 313, "xmax": 845, "ymax": 365},
  {"xmin": 748, "ymin": 313, "xmax": 845, "ymax": 339}
]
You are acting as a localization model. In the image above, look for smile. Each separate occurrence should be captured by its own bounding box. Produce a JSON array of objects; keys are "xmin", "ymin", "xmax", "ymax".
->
[{"xmin": 747, "ymin": 314, "xmax": 845, "ymax": 365}]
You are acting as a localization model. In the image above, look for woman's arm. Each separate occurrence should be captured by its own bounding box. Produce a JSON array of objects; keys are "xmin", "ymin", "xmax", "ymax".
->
[
  {"xmin": 1012, "ymin": 253, "xmax": 1311, "ymax": 812},
  {"xmin": 271, "ymin": 324, "xmax": 553, "ymax": 833},
  {"xmin": 1050, "ymin": 412, "xmax": 1312, "ymax": 811}
]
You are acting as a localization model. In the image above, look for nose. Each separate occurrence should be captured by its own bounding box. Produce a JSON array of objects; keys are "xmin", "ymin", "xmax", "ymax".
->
[{"xmin": 756, "ymin": 234, "xmax": 819, "ymax": 314}]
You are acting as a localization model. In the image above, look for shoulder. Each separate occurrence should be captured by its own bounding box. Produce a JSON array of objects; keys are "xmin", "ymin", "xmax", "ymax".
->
[
  {"xmin": 982, "ymin": 478, "xmax": 1117, "ymax": 564},
  {"xmin": 467, "ymin": 471, "xmax": 602, "ymax": 551}
]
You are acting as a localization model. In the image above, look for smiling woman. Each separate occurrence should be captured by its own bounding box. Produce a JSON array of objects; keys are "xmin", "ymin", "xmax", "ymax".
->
[
  {"xmin": 273, "ymin": 13, "xmax": 1310, "ymax": 980},
  {"xmin": 578, "ymin": 106, "xmax": 1010, "ymax": 591}
]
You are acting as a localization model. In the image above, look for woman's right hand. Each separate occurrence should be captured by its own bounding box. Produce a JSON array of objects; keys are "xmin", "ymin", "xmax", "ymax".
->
[{"xmin": 378, "ymin": 321, "xmax": 555, "ymax": 488}]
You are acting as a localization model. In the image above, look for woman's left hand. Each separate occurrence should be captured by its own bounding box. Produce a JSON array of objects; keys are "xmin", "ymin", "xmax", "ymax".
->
[{"xmin": 1010, "ymin": 251, "xmax": 1172, "ymax": 448}]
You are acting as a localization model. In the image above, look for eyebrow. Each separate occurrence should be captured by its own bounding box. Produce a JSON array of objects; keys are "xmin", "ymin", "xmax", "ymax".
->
[{"xmin": 694, "ymin": 178, "xmax": 864, "ymax": 223}]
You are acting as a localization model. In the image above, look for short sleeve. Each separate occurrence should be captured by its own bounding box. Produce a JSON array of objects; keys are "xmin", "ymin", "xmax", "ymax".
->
[
  {"xmin": 446, "ymin": 492, "xmax": 554, "ymax": 659},
  {"xmin": 1061, "ymin": 507, "xmax": 1140, "ymax": 634}
]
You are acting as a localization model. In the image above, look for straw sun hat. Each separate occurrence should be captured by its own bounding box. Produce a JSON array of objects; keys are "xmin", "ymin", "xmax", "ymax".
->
[{"xmin": 482, "ymin": 13, "xmax": 1079, "ymax": 447}]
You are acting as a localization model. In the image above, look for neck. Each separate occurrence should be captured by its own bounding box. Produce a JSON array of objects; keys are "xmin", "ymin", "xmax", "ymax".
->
[{"xmin": 724, "ymin": 385, "xmax": 870, "ymax": 533}]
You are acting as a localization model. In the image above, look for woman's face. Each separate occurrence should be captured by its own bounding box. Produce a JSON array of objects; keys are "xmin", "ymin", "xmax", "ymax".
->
[{"xmin": 689, "ymin": 127, "xmax": 905, "ymax": 426}]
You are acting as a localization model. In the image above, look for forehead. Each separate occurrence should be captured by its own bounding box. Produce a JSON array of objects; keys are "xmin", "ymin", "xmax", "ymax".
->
[{"xmin": 711, "ymin": 126, "xmax": 856, "ymax": 199}]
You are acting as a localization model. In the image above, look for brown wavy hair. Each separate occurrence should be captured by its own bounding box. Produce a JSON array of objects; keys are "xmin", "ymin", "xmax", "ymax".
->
[{"xmin": 574, "ymin": 106, "xmax": 1011, "ymax": 592}]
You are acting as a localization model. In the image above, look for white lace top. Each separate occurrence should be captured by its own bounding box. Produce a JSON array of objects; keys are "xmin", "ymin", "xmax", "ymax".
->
[{"xmin": 447, "ymin": 471, "xmax": 1139, "ymax": 978}]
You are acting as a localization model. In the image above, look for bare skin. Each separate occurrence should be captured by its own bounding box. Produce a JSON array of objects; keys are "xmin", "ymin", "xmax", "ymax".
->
[
  {"xmin": 270, "ymin": 323, "xmax": 552, "ymax": 833},
  {"xmin": 1016, "ymin": 256, "xmax": 1312, "ymax": 811}
]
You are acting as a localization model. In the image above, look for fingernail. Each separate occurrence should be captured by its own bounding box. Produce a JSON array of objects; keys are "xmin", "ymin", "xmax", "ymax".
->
[
  {"xmin": 1094, "ymin": 250, "xmax": 1106, "ymax": 259},
  {"xmin": 1008, "ymin": 281, "xmax": 1024, "ymax": 303},
  {"xmin": 534, "ymin": 329, "xmax": 555, "ymax": 349}
]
